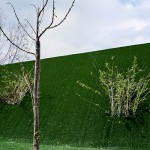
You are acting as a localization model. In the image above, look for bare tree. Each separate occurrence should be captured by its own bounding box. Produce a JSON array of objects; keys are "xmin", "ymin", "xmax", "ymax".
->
[
  {"xmin": 0, "ymin": 24, "xmax": 32, "ymax": 64},
  {"xmin": 0, "ymin": 0, "xmax": 75, "ymax": 149},
  {"xmin": 0, "ymin": 11, "xmax": 32, "ymax": 65}
]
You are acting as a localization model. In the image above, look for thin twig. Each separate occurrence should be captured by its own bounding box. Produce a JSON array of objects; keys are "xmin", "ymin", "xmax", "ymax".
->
[
  {"xmin": 25, "ymin": 19, "xmax": 36, "ymax": 34},
  {"xmin": 7, "ymin": 2, "xmax": 36, "ymax": 41},
  {"xmin": 30, "ymin": 4, "xmax": 38, "ymax": 14},
  {"xmin": 76, "ymin": 93, "xmax": 104, "ymax": 110},
  {"xmin": 24, "ymin": 74, "xmax": 34, "ymax": 105}
]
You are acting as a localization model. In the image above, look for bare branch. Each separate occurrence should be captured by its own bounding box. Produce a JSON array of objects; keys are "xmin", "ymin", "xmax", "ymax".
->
[
  {"xmin": 38, "ymin": 0, "xmax": 49, "ymax": 18},
  {"xmin": 0, "ymin": 23, "xmax": 29, "ymax": 64},
  {"xmin": 39, "ymin": 0, "xmax": 75, "ymax": 38},
  {"xmin": 10, "ymin": 31, "xmax": 26, "ymax": 63},
  {"xmin": 48, "ymin": 0, "xmax": 55, "ymax": 29},
  {"xmin": 36, "ymin": 0, "xmax": 49, "ymax": 32},
  {"xmin": 7, "ymin": 2, "xmax": 36, "ymax": 41},
  {"xmin": 30, "ymin": 4, "xmax": 38, "ymax": 14},
  {"xmin": 25, "ymin": 19, "xmax": 36, "ymax": 34},
  {"xmin": 50, "ymin": 0, "xmax": 75, "ymax": 28},
  {"xmin": 25, "ymin": 73, "xmax": 34, "ymax": 105},
  {"xmin": 0, "ymin": 27, "xmax": 35, "ymax": 56},
  {"xmin": 38, "ymin": 3, "xmax": 46, "ymax": 28}
]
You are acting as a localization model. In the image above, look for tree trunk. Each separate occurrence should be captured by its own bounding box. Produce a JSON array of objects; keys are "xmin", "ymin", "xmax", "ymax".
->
[
  {"xmin": 33, "ymin": 40, "xmax": 40, "ymax": 150},
  {"xmin": 126, "ymin": 78, "xmax": 130, "ymax": 117},
  {"xmin": 117, "ymin": 100, "xmax": 121, "ymax": 117},
  {"xmin": 111, "ymin": 87, "xmax": 115, "ymax": 117}
]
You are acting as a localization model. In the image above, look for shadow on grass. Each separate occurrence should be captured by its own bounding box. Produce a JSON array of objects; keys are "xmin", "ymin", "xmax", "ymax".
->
[{"xmin": 125, "ymin": 104, "xmax": 150, "ymax": 132}]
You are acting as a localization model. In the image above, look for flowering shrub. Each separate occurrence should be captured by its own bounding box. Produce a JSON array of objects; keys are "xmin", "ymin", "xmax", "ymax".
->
[
  {"xmin": 77, "ymin": 57, "xmax": 150, "ymax": 117},
  {"xmin": 0, "ymin": 67, "xmax": 33, "ymax": 104}
]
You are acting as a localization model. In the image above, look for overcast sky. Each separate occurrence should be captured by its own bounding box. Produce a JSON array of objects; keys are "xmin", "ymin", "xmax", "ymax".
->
[{"xmin": 1, "ymin": 0, "xmax": 150, "ymax": 59}]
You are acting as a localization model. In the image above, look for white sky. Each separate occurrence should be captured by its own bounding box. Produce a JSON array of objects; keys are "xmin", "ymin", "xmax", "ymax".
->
[{"xmin": 1, "ymin": 0, "xmax": 150, "ymax": 59}]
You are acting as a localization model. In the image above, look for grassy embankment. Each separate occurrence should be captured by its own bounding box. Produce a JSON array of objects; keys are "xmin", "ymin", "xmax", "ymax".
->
[{"xmin": 0, "ymin": 43, "xmax": 150, "ymax": 149}]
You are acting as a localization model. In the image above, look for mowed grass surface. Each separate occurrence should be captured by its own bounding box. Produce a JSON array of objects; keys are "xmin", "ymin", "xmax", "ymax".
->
[
  {"xmin": 0, "ymin": 43, "xmax": 150, "ymax": 149},
  {"xmin": 0, "ymin": 139, "xmax": 132, "ymax": 150}
]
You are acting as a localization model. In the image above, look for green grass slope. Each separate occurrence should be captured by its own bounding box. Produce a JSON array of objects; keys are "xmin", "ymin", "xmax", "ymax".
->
[{"xmin": 0, "ymin": 43, "xmax": 150, "ymax": 149}]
